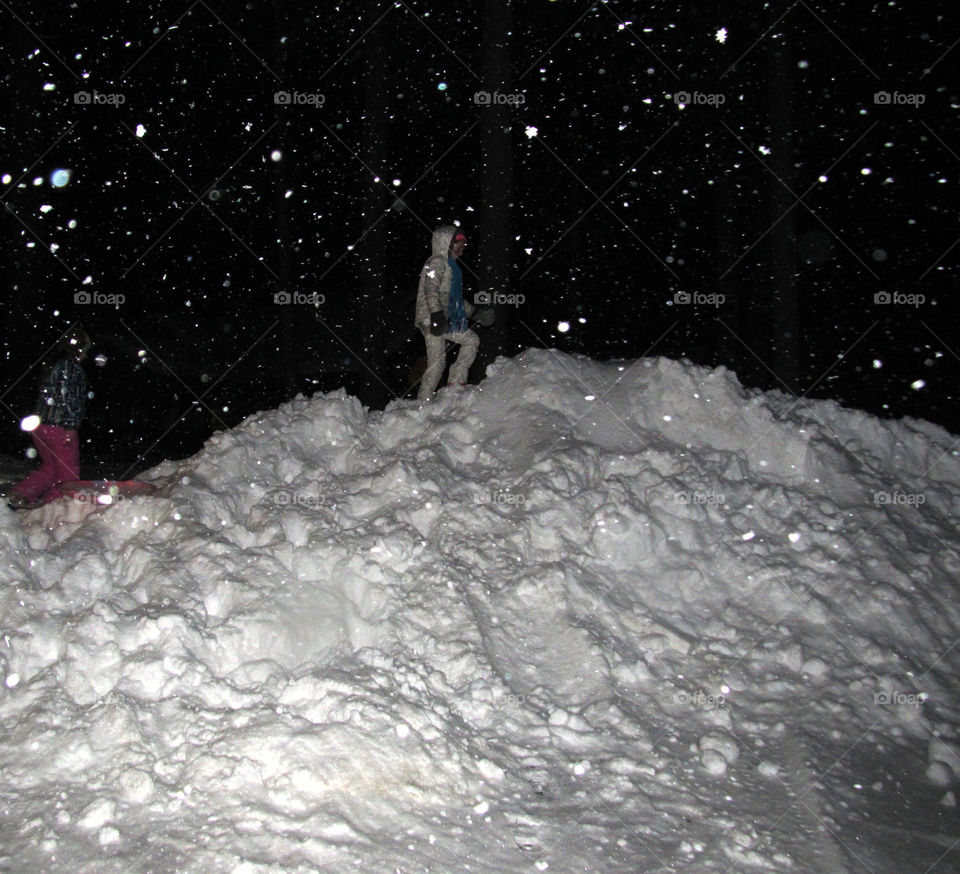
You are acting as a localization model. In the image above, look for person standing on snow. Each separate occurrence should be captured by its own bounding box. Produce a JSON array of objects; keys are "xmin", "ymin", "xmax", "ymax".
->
[
  {"xmin": 7, "ymin": 326, "xmax": 91, "ymax": 509},
  {"xmin": 413, "ymin": 225, "xmax": 494, "ymax": 400}
]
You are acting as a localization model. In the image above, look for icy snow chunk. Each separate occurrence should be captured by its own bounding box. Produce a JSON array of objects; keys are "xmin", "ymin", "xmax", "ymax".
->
[
  {"xmin": 927, "ymin": 761, "xmax": 953, "ymax": 787},
  {"xmin": 701, "ymin": 731, "xmax": 740, "ymax": 762},
  {"xmin": 699, "ymin": 731, "xmax": 739, "ymax": 775},
  {"xmin": 118, "ymin": 768, "xmax": 156, "ymax": 804},
  {"xmin": 758, "ymin": 761, "xmax": 780, "ymax": 777},
  {"xmin": 525, "ymin": 126, "xmax": 538, "ymax": 139},
  {"xmin": 801, "ymin": 657, "xmax": 829, "ymax": 678},
  {"xmin": 99, "ymin": 826, "xmax": 120, "ymax": 846},
  {"xmin": 701, "ymin": 748, "xmax": 728, "ymax": 775},
  {"xmin": 928, "ymin": 737, "xmax": 960, "ymax": 784},
  {"xmin": 135, "ymin": 124, "xmax": 146, "ymax": 138},
  {"xmin": 477, "ymin": 759, "xmax": 505, "ymax": 782},
  {"xmin": 716, "ymin": 28, "xmax": 727, "ymax": 44},
  {"xmin": 78, "ymin": 798, "xmax": 115, "ymax": 830}
]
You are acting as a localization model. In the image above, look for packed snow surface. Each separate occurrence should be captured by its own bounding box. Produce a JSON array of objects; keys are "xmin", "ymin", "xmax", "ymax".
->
[{"xmin": 2, "ymin": 348, "xmax": 959, "ymax": 873}]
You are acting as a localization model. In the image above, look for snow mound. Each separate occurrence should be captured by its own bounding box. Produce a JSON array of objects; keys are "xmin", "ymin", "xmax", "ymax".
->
[{"xmin": 1, "ymin": 348, "xmax": 959, "ymax": 873}]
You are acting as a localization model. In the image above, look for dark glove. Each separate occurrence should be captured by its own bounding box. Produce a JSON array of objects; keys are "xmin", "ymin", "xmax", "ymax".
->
[
  {"xmin": 429, "ymin": 311, "xmax": 448, "ymax": 336},
  {"xmin": 473, "ymin": 307, "xmax": 495, "ymax": 328}
]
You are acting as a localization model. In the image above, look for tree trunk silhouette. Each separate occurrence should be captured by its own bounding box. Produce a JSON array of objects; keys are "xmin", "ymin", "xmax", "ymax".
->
[
  {"xmin": 477, "ymin": 0, "xmax": 515, "ymax": 371},
  {"xmin": 274, "ymin": 0, "xmax": 296, "ymax": 397},
  {"xmin": 765, "ymin": 1, "xmax": 798, "ymax": 389},
  {"xmin": 359, "ymin": 13, "xmax": 390, "ymax": 405}
]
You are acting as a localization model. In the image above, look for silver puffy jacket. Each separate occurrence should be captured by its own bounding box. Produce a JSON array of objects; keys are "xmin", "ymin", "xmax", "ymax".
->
[{"xmin": 414, "ymin": 225, "xmax": 475, "ymax": 330}]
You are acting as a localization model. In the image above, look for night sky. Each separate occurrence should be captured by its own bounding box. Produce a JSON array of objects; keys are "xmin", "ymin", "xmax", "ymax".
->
[{"xmin": 1, "ymin": 1, "xmax": 958, "ymax": 476}]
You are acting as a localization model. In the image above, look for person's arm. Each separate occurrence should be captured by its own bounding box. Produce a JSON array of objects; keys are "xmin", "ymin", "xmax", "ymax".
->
[
  {"xmin": 422, "ymin": 256, "xmax": 448, "ymax": 335},
  {"xmin": 421, "ymin": 256, "xmax": 445, "ymax": 315}
]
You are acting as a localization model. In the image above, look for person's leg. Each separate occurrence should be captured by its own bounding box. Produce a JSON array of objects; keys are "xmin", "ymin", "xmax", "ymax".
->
[
  {"xmin": 41, "ymin": 427, "xmax": 80, "ymax": 503},
  {"xmin": 418, "ymin": 331, "xmax": 448, "ymax": 400},
  {"xmin": 447, "ymin": 330, "xmax": 479, "ymax": 385},
  {"xmin": 10, "ymin": 425, "xmax": 72, "ymax": 504}
]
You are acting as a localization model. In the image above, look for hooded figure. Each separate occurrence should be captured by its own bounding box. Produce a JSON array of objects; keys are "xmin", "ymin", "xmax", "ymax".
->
[
  {"xmin": 413, "ymin": 225, "xmax": 484, "ymax": 400},
  {"xmin": 8, "ymin": 326, "xmax": 91, "ymax": 509}
]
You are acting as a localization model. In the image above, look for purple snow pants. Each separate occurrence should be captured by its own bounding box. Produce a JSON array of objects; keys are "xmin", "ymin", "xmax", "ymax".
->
[{"xmin": 11, "ymin": 424, "xmax": 80, "ymax": 505}]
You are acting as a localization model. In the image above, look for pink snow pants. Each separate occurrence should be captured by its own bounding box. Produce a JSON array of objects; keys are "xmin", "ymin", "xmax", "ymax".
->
[{"xmin": 12, "ymin": 424, "xmax": 80, "ymax": 505}]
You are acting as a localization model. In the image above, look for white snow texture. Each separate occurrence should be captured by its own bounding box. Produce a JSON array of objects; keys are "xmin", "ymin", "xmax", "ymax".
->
[{"xmin": 1, "ymin": 348, "xmax": 959, "ymax": 873}]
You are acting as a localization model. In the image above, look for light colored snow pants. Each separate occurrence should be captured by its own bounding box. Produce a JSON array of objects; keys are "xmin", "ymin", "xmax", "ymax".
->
[{"xmin": 418, "ymin": 328, "xmax": 479, "ymax": 400}]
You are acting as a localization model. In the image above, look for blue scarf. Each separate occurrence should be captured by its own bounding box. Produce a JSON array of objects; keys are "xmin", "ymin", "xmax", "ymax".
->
[{"xmin": 447, "ymin": 257, "xmax": 467, "ymax": 333}]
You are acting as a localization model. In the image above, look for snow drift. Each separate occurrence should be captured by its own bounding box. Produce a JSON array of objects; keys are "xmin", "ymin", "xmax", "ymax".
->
[{"xmin": 1, "ymin": 348, "xmax": 959, "ymax": 873}]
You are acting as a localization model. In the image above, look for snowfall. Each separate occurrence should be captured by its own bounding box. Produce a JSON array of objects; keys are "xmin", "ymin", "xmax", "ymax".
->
[{"xmin": 1, "ymin": 348, "xmax": 959, "ymax": 873}]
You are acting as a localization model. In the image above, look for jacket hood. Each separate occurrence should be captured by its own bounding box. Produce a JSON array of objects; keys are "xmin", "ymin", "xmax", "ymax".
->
[{"xmin": 431, "ymin": 225, "xmax": 458, "ymax": 258}]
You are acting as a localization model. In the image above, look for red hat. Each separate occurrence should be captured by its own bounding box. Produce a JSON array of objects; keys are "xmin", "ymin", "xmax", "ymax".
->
[{"xmin": 453, "ymin": 231, "xmax": 467, "ymax": 243}]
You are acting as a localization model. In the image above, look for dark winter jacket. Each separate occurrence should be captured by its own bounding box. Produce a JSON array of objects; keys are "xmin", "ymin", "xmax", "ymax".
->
[{"xmin": 37, "ymin": 357, "xmax": 88, "ymax": 430}]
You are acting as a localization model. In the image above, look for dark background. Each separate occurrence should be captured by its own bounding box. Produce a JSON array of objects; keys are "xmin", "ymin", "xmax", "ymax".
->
[{"xmin": 2, "ymin": 1, "xmax": 958, "ymax": 478}]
